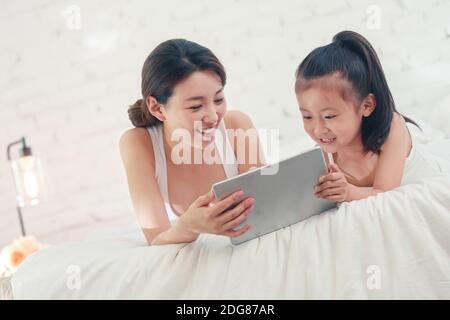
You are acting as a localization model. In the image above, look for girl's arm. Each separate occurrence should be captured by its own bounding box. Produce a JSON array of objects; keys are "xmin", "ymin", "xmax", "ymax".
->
[
  {"xmin": 346, "ymin": 184, "xmax": 383, "ymax": 201},
  {"xmin": 346, "ymin": 113, "xmax": 411, "ymax": 201},
  {"xmin": 316, "ymin": 113, "xmax": 411, "ymax": 202},
  {"xmin": 315, "ymin": 164, "xmax": 384, "ymax": 202},
  {"xmin": 372, "ymin": 113, "xmax": 411, "ymax": 191}
]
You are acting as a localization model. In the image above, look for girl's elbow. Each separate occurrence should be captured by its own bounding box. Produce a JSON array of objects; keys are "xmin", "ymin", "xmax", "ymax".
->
[{"xmin": 372, "ymin": 185, "xmax": 398, "ymax": 193}]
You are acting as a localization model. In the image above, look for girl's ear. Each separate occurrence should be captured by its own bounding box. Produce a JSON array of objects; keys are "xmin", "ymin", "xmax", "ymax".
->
[
  {"xmin": 362, "ymin": 93, "xmax": 376, "ymax": 117},
  {"xmin": 146, "ymin": 96, "xmax": 166, "ymax": 121}
]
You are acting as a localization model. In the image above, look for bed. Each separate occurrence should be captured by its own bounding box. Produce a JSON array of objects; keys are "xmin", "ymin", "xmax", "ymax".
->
[
  {"xmin": 4, "ymin": 124, "xmax": 450, "ymax": 300},
  {"xmin": 2, "ymin": 173, "xmax": 448, "ymax": 299}
]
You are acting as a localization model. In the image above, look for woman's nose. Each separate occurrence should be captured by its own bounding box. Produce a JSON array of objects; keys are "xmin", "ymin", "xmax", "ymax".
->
[{"xmin": 204, "ymin": 105, "xmax": 219, "ymax": 124}]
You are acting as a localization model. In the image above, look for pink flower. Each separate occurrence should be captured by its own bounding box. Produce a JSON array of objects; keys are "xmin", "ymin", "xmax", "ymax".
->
[{"xmin": 0, "ymin": 236, "xmax": 49, "ymax": 274}]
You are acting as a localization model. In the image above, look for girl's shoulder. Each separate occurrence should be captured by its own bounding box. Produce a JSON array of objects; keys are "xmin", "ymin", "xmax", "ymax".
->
[
  {"xmin": 392, "ymin": 112, "xmax": 406, "ymax": 127},
  {"xmin": 380, "ymin": 112, "xmax": 410, "ymax": 155}
]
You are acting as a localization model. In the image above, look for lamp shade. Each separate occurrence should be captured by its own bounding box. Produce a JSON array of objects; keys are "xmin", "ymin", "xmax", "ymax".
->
[{"xmin": 10, "ymin": 155, "xmax": 47, "ymax": 207}]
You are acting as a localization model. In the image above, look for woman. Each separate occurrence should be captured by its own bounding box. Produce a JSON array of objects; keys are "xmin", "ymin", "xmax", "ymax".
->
[{"xmin": 120, "ymin": 39, "xmax": 265, "ymax": 245}]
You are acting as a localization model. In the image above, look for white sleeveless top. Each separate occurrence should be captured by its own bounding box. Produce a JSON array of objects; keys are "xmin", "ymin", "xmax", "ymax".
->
[
  {"xmin": 401, "ymin": 122, "xmax": 450, "ymax": 185},
  {"xmin": 147, "ymin": 120, "xmax": 239, "ymax": 221}
]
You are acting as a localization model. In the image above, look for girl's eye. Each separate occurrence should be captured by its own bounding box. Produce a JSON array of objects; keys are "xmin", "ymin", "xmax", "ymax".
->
[
  {"xmin": 189, "ymin": 105, "xmax": 202, "ymax": 111},
  {"xmin": 325, "ymin": 115, "xmax": 337, "ymax": 120},
  {"xmin": 214, "ymin": 98, "xmax": 224, "ymax": 104},
  {"xmin": 302, "ymin": 115, "xmax": 312, "ymax": 120}
]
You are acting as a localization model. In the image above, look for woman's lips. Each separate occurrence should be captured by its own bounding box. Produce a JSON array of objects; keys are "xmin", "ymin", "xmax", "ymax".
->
[{"xmin": 196, "ymin": 127, "xmax": 217, "ymax": 142}]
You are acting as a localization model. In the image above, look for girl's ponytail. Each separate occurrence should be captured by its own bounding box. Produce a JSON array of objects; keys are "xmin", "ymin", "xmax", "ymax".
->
[{"xmin": 333, "ymin": 31, "xmax": 394, "ymax": 153}]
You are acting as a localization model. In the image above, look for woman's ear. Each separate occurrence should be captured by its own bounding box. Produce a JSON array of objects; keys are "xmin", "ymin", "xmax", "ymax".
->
[
  {"xmin": 362, "ymin": 93, "xmax": 376, "ymax": 117},
  {"xmin": 146, "ymin": 96, "xmax": 166, "ymax": 121}
]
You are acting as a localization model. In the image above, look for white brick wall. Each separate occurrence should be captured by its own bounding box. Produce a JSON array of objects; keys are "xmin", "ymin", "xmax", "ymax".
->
[{"xmin": 1, "ymin": 0, "xmax": 450, "ymax": 246}]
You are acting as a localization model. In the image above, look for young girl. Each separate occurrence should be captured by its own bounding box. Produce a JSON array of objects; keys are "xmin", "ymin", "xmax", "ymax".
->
[
  {"xmin": 295, "ymin": 30, "xmax": 447, "ymax": 203},
  {"xmin": 120, "ymin": 39, "xmax": 264, "ymax": 245}
]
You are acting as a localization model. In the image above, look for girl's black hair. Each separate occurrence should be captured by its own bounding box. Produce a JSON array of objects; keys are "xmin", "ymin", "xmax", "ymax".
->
[
  {"xmin": 128, "ymin": 39, "xmax": 226, "ymax": 127},
  {"xmin": 295, "ymin": 30, "xmax": 419, "ymax": 155}
]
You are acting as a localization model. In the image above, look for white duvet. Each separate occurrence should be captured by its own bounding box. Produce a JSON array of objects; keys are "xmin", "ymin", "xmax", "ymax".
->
[
  {"xmin": 10, "ymin": 124, "xmax": 450, "ymax": 300},
  {"xmin": 11, "ymin": 174, "xmax": 450, "ymax": 299}
]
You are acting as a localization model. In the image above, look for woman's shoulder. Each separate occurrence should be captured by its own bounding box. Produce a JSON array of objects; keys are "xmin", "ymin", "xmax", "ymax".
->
[
  {"xmin": 119, "ymin": 127, "xmax": 153, "ymax": 150},
  {"xmin": 223, "ymin": 110, "xmax": 254, "ymax": 130},
  {"xmin": 119, "ymin": 127, "xmax": 156, "ymax": 167}
]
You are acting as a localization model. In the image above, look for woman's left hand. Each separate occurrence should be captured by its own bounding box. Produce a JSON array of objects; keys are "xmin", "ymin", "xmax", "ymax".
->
[{"xmin": 314, "ymin": 163, "xmax": 350, "ymax": 203}]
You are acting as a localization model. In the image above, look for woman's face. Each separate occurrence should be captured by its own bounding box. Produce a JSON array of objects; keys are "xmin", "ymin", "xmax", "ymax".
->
[
  {"xmin": 296, "ymin": 76, "xmax": 365, "ymax": 154},
  {"xmin": 162, "ymin": 70, "xmax": 227, "ymax": 149}
]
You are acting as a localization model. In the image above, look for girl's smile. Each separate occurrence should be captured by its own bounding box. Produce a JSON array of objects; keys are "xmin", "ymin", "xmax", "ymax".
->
[{"xmin": 319, "ymin": 137, "xmax": 336, "ymax": 145}]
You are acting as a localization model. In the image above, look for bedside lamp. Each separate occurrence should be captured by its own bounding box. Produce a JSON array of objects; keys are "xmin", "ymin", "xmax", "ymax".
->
[{"xmin": 7, "ymin": 137, "xmax": 47, "ymax": 236}]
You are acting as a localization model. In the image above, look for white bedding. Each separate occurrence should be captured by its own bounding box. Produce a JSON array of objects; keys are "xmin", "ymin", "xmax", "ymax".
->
[{"xmin": 11, "ymin": 175, "xmax": 450, "ymax": 299}]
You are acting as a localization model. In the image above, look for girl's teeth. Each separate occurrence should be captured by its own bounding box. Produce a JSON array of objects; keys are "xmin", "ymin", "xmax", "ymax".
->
[{"xmin": 320, "ymin": 138, "xmax": 336, "ymax": 143}]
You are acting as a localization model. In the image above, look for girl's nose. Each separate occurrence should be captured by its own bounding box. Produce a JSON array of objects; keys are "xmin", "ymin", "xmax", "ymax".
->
[{"xmin": 314, "ymin": 124, "xmax": 329, "ymax": 136}]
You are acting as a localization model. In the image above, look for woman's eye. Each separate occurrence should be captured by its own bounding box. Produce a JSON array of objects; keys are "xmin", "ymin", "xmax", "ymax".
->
[
  {"xmin": 189, "ymin": 105, "xmax": 202, "ymax": 111},
  {"xmin": 214, "ymin": 98, "xmax": 224, "ymax": 104},
  {"xmin": 302, "ymin": 115, "xmax": 312, "ymax": 120},
  {"xmin": 325, "ymin": 115, "xmax": 337, "ymax": 119}
]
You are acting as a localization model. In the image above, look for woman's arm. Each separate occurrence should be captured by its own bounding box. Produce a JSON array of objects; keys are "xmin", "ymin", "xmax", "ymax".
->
[
  {"xmin": 119, "ymin": 128, "xmax": 195, "ymax": 245},
  {"xmin": 119, "ymin": 128, "xmax": 254, "ymax": 245},
  {"xmin": 224, "ymin": 110, "xmax": 266, "ymax": 173},
  {"xmin": 146, "ymin": 221, "xmax": 199, "ymax": 246}
]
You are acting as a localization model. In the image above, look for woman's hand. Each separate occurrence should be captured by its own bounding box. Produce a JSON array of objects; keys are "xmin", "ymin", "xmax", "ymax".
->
[
  {"xmin": 314, "ymin": 163, "xmax": 350, "ymax": 203},
  {"xmin": 178, "ymin": 190, "xmax": 254, "ymax": 238}
]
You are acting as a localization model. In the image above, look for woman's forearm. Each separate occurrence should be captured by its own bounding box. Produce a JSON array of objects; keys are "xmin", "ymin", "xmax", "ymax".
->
[{"xmin": 150, "ymin": 219, "xmax": 199, "ymax": 246}]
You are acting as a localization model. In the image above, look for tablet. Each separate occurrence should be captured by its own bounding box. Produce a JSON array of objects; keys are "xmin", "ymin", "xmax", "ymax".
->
[{"xmin": 212, "ymin": 146, "xmax": 337, "ymax": 245}]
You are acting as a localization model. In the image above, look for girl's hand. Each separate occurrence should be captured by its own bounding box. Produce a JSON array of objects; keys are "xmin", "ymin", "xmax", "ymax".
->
[
  {"xmin": 314, "ymin": 163, "xmax": 349, "ymax": 202},
  {"xmin": 179, "ymin": 190, "xmax": 254, "ymax": 238}
]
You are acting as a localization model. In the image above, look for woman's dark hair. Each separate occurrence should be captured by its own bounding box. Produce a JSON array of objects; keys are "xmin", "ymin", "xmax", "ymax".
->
[
  {"xmin": 295, "ymin": 30, "xmax": 419, "ymax": 155},
  {"xmin": 128, "ymin": 39, "xmax": 226, "ymax": 127}
]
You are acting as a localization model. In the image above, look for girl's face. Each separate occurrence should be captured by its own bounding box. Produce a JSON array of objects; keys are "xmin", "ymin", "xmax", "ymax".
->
[
  {"xmin": 162, "ymin": 70, "xmax": 227, "ymax": 149},
  {"xmin": 296, "ymin": 76, "xmax": 370, "ymax": 154}
]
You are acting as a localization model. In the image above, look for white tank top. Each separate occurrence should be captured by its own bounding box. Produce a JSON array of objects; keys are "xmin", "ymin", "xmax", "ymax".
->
[
  {"xmin": 147, "ymin": 120, "xmax": 239, "ymax": 221},
  {"xmin": 401, "ymin": 122, "xmax": 450, "ymax": 185}
]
